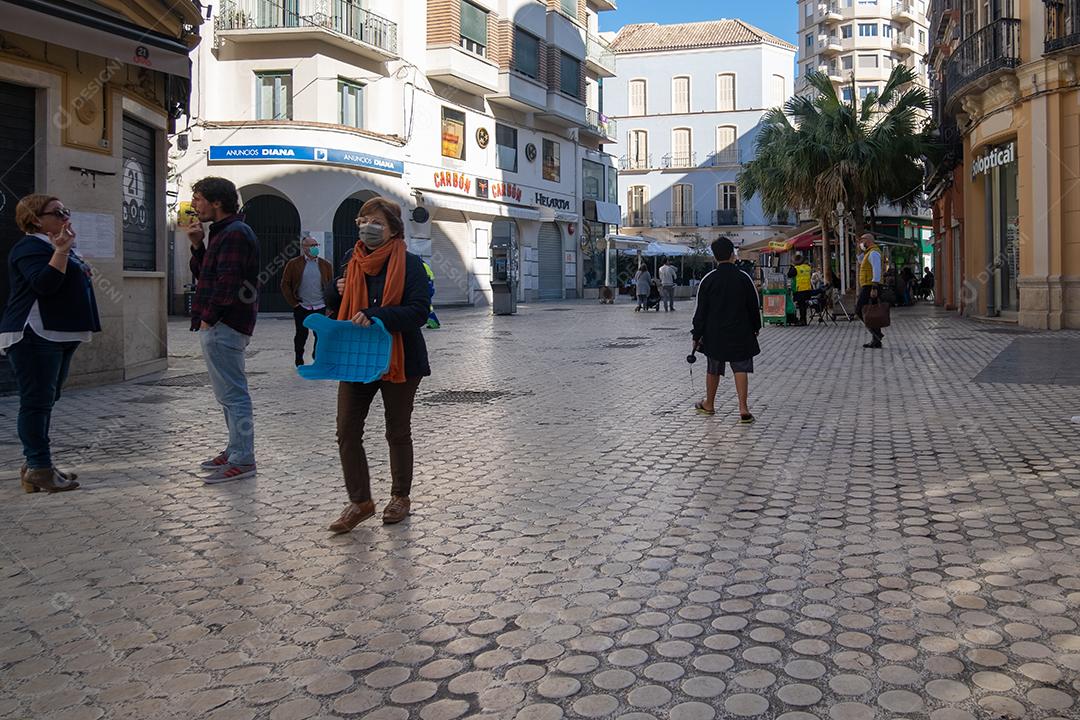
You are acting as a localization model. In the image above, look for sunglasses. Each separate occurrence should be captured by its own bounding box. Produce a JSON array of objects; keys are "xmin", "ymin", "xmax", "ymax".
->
[{"xmin": 40, "ymin": 208, "xmax": 71, "ymax": 220}]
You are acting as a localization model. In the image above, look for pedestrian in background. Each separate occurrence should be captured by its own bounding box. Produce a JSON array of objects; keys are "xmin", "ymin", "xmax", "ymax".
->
[
  {"xmin": 855, "ymin": 233, "xmax": 885, "ymax": 349},
  {"xmin": 658, "ymin": 258, "xmax": 678, "ymax": 311},
  {"xmin": 633, "ymin": 264, "xmax": 652, "ymax": 311},
  {"xmin": 787, "ymin": 252, "xmax": 813, "ymax": 326},
  {"xmin": 324, "ymin": 197, "xmax": 431, "ymax": 532},
  {"xmin": 692, "ymin": 236, "xmax": 761, "ymax": 424},
  {"xmin": 281, "ymin": 235, "xmax": 333, "ymax": 366},
  {"xmin": 1, "ymin": 195, "xmax": 101, "ymax": 493},
  {"xmin": 187, "ymin": 177, "xmax": 261, "ymax": 483}
]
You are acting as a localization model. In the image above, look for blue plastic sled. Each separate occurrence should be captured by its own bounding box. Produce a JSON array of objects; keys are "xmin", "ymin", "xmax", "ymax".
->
[{"xmin": 297, "ymin": 313, "xmax": 393, "ymax": 383}]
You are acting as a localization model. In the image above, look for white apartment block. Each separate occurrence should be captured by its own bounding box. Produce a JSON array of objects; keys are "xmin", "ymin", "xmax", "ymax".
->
[
  {"xmin": 796, "ymin": 0, "xmax": 931, "ymax": 101},
  {"xmin": 172, "ymin": 0, "xmax": 621, "ymax": 311}
]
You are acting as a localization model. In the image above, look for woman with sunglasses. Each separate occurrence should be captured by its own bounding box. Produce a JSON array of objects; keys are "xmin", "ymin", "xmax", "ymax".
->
[{"xmin": 0, "ymin": 195, "xmax": 101, "ymax": 493}]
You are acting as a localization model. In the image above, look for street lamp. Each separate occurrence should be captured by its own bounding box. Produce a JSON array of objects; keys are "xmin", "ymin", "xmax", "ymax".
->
[{"xmin": 836, "ymin": 201, "xmax": 847, "ymax": 295}]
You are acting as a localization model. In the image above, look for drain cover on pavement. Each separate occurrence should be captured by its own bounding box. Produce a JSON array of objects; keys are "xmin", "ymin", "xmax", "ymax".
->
[
  {"xmin": 604, "ymin": 342, "xmax": 643, "ymax": 349},
  {"xmin": 421, "ymin": 390, "xmax": 514, "ymax": 404}
]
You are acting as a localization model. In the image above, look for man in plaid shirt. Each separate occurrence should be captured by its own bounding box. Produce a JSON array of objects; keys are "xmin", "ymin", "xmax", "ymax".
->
[{"xmin": 186, "ymin": 177, "xmax": 260, "ymax": 484}]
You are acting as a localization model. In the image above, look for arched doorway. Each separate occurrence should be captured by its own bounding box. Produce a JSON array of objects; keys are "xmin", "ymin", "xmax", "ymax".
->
[
  {"xmin": 242, "ymin": 194, "xmax": 301, "ymax": 312},
  {"xmin": 332, "ymin": 191, "xmax": 377, "ymax": 272}
]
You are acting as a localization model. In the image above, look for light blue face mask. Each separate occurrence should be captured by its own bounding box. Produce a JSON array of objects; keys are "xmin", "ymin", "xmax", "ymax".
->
[{"xmin": 307, "ymin": 246, "xmax": 320, "ymax": 257}]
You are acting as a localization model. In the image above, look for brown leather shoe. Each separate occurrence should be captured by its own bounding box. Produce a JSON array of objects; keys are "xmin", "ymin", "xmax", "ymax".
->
[
  {"xmin": 23, "ymin": 467, "xmax": 79, "ymax": 494},
  {"xmin": 382, "ymin": 496, "xmax": 411, "ymax": 524},
  {"xmin": 328, "ymin": 501, "xmax": 375, "ymax": 534}
]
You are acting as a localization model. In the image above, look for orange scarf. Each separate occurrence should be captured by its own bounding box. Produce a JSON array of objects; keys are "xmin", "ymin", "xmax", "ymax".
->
[{"xmin": 337, "ymin": 237, "xmax": 407, "ymax": 383}]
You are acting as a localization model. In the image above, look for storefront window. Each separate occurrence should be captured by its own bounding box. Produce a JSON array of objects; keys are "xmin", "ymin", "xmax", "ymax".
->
[
  {"xmin": 606, "ymin": 167, "xmax": 617, "ymax": 204},
  {"xmin": 582, "ymin": 221, "xmax": 606, "ymax": 289},
  {"xmin": 441, "ymin": 107, "xmax": 466, "ymax": 160},
  {"xmin": 976, "ymin": 140, "xmax": 1019, "ymax": 314},
  {"xmin": 582, "ymin": 160, "xmax": 604, "ymax": 201}
]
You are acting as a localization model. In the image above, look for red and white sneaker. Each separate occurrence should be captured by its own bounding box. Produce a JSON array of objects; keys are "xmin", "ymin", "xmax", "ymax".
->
[
  {"xmin": 199, "ymin": 452, "xmax": 230, "ymax": 470},
  {"xmin": 202, "ymin": 464, "xmax": 257, "ymax": 484}
]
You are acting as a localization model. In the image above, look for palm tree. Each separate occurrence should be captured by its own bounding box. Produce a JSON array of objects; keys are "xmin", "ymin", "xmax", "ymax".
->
[{"xmin": 739, "ymin": 65, "xmax": 930, "ymax": 283}]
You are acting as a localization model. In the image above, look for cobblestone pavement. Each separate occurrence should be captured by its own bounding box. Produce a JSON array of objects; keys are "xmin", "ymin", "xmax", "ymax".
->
[{"xmin": 2, "ymin": 300, "xmax": 1080, "ymax": 720}]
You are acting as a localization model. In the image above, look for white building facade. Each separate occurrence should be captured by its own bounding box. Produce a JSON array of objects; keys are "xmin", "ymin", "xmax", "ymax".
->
[
  {"xmin": 796, "ymin": 0, "xmax": 931, "ymax": 100},
  {"xmin": 174, "ymin": 0, "xmax": 620, "ymax": 311},
  {"xmin": 605, "ymin": 21, "xmax": 798, "ymax": 251}
]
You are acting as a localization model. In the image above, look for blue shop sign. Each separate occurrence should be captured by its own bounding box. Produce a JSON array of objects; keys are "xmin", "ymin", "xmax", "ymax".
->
[{"xmin": 208, "ymin": 145, "xmax": 403, "ymax": 176}]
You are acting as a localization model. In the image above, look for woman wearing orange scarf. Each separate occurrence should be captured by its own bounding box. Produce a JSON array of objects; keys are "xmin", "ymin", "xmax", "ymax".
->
[{"xmin": 326, "ymin": 197, "xmax": 431, "ymax": 532}]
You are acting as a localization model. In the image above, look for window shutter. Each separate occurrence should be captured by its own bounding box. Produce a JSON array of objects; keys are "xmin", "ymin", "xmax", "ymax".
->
[
  {"xmin": 630, "ymin": 80, "xmax": 645, "ymax": 115},
  {"xmin": 460, "ymin": 2, "xmax": 488, "ymax": 46},
  {"xmin": 673, "ymin": 129, "xmax": 690, "ymax": 160},
  {"xmin": 717, "ymin": 74, "xmax": 734, "ymax": 111},
  {"xmin": 716, "ymin": 126, "xmax": 736, "ymax": 162},
  {"xmin": 673, "ymin": 77, "xmax": 689, "ymax": 113}
]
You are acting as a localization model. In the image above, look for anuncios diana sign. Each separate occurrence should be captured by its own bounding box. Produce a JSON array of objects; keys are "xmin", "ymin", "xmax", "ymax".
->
[{"xmin": 971, "ymin": 141, "xmax": 1016, "ymax": 180}]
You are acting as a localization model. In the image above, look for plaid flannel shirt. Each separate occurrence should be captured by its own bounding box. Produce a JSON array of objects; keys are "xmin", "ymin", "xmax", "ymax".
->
[{"xmin": 189, "ymin": 214, "xmax": 260, "ymax": 335}]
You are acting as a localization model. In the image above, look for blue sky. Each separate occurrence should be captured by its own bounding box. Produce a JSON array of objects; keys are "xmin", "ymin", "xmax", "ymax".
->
[{"xmin": 597, "ymin": 0, "xmax": 797, "ymax": 44}]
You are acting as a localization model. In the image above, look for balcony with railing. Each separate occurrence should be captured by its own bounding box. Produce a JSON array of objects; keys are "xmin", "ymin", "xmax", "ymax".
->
[
  {"xmin": 1045, "ymin": 0, "xmax": 1080, "ymax": 55},
  {"xmin": 707, "ymin": 148, "xmax": 743, "ymax": 166},
  {"xmin": 893, "ymin": 33, "xmax": 921, "ymax": 53},
  {"xmin": 819, "ymin": 2, "xmax": 843, "ymax": 23},
  {"xmin": 585, "ymin": 33, "xmax": 616, "ymax": 77},
  {"xmin": 666, "ymin": 210, "xmax": 698, "ymax": 227},
  {"xmin": 215, "ymin": 0, "xmax": 398, "ymax": 58},
  {"xmin": 583, "ymin": 109, "xmax": 617, "ymax": 142},
  {"xmin": 818, "ymin": 34, "xmax": 844, "ymax": 55},
  {"xmin": 619, "ymin": 154, "xmax": 652, "ymax": 171},
  {"xmin": 945, "ymin": 18, "xmax": 1021, "ymax": 106},
  {"xmin": 713, "ymin": 209, "xmax": 740, "ymax": 226},
  {"xmin": 661, "ymin": 152, "xmax": 697, "ymax": 169},
  {"xmin": 893, "ymin": 0, "xmax": 920, "ymax": 23},
  {"xmin": 623, "ymin": 210, "xmax": 653, "ymax": 227}
]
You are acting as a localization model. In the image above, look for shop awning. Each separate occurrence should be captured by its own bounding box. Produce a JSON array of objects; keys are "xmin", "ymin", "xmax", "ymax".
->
[
  {"xmin": 422, "ymin": 191, "xmax": 541, "ymax": 221},
  {"xmin": 741, "ymin": 224, "xmax": 820, "ymax": 254},
  {"xmin": 605, "ymin": 234, "xmax": 653, "ymax": 250},
  {"xmin": 762, "ymin": 228, "xmax": 821, "ymax": 254},
  {"xmin": 583, "ymin": 200, "xmax": 622, "ymax": 225},
  {"xmin": 618, "ymin": 241, "xmax": 695, "ymax": 257},
  {"xmin": 1, "ymin": 0, "xmax": 194, "ymax": 78}
]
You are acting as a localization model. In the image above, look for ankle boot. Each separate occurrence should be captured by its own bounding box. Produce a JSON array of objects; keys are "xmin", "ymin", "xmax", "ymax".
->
[
  {"xmin": 21, "ymin": 463, "xmax": 77, "ymax": 484},
  {"xmin": 23, "ymin": 467, "xmax": 79, "ymax": 494}
]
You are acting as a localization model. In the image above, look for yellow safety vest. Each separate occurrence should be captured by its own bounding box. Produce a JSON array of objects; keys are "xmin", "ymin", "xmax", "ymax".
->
[
  {"xmin": 794, "ymin": 264, "xmax": 812, "ymax": 292},
  {"xmin": 859, "ymin": 246, "xmax": 880, "ymax": 287}
]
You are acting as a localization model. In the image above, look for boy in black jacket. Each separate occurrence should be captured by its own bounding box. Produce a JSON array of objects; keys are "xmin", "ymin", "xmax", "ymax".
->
[{"xmin": 691, "ymin": 237, "xmax": 761, "ymax": 424}]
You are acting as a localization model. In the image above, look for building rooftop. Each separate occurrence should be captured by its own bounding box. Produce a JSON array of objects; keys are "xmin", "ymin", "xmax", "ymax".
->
[{"xmin": 609, "ymin": 19, "xmax": 796, "ymax": 54}]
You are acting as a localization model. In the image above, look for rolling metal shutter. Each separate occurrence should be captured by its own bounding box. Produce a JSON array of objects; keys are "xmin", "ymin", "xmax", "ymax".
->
[
  {"xmin": 121, "ymin": 116, "xmax": 157, "ymax": 271},
  {"xmin": 430, "ymin": 218, "xmax": 470, "ymax": 305},
  {"xmin": 0, "ymin": 81, "xmax": 36, "ymax": 394},
  {"xmin": 538, "ymin": 222, "xmax": 563, "ymax": 301}
]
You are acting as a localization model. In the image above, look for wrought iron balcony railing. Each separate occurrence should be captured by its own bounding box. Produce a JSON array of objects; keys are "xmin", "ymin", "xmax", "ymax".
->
[
  {"xmin": 944, "ymin": 18, "xmax": 1020, "ymax": 104},
  {"xmin": 1046, "ymin": 0, "xmax": 1080, "ymax": 54},
  {"xmin": 713, "ymin": 209, "xmax": 740, "ymax": 226},
  {"xmin": 666, "ymin": 211, "xmax": 698, "ymax": 227},
  {"xmin": 619, "ymin": 155, "xmax": 652, "ymax": 171},
  {"xmin": 661, "ymin": 152, "xmax": 697, "ymax": 169},
  {"xmin": 585, "ymin": 109, "xmax": 617, "ymax": 139},
  {"xmin": 623, "ymin": 211, "xmax": 654, "ymax": 227},
  {"xmin": 216, "ymin": 0, "xmax": 398, "ymax": 55}
]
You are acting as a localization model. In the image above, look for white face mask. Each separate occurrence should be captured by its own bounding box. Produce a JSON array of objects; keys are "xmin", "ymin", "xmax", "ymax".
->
[{"xmin": 357, "ymin": 222, "xmax": 386, "ymax": 249}]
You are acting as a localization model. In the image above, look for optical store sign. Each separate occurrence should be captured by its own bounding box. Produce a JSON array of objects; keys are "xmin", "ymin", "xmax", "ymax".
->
[
  {"xmin": 971, "ymin": 141, "xmax": 1015, "ymax": 180},
  {"xmin": 208, "ymin": 145, "xmax": 404, "ymax": 176}
]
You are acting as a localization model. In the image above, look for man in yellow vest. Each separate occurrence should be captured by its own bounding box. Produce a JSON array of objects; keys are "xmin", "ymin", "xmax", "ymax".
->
[
  {"xmin": 786, "ymin": 252, "xmax": 813, "ymax": 326},
  {"xmin": 855, "ymin": 233, "xmax": 885, "ymax": 349}
]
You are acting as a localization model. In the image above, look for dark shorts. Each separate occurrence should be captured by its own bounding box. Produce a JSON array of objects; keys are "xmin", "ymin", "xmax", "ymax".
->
[{"xmin": 707, "ymin": 357, "xmax": 754, "ymax": 376}]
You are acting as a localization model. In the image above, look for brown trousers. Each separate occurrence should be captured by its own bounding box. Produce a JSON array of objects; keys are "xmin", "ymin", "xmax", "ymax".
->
[{"xmin": 337, "ymin": 377, "xmax": 421, "ymax": 503}]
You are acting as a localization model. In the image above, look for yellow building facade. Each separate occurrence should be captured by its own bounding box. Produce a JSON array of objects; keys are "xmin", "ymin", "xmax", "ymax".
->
[{"xmin": 943, "ymin": 1, "xmax": 1080, "ymax": 329}]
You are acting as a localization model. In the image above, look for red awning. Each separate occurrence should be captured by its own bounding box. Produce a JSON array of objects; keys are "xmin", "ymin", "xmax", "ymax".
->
[{"xmin": 761, "ymin": 229, "xmax": 821, "ymax": 254}]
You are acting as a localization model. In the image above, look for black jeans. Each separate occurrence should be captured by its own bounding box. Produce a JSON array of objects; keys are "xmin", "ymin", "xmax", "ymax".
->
[
  {"xmin": 293, "ymin": 306, "xmax": 323, "ymax": 362},
  {"xmin": 337, "ymin": 377, "xmax": 422, "ymax": 503},
  {"xmin": 855, "ymin": 286, "xmax": 884, "ymax": 343},
  {"xmin": 6, "ymin": 329, "xmax": 80, "ymax": 469}
]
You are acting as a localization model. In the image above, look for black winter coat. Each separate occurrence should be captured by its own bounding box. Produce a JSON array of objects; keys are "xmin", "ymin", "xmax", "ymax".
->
[
  {"xmin": 324, "ymin": 248, "xmax": 431, "ymax": 379},
  {"xmin": 691, "ymin": 264, "xmax": 762, "ymax": 362}
]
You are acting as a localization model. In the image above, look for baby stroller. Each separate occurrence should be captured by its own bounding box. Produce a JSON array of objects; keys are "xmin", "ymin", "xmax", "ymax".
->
[{"xmin": 644, "ymin": 280, "xmax": 662, "ymax": 312}]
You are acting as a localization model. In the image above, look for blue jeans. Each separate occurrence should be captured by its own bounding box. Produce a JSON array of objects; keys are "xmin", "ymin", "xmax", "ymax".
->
[
  {"xmin": 199, "ymin": 323, "xmax": 255, "ymax": 465},
  {"xmin": 6, "ymin": 329, "xmax": 80, "ymax": 469}
]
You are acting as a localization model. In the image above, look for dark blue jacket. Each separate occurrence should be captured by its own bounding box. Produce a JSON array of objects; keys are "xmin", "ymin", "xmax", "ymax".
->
[
  {"xmin": 324, "ymin": 248, "xmax": 431, "ymax": 379},
  {"xmin": 0, "ymin": 235, "xmax": 102, "ymax": 334}
]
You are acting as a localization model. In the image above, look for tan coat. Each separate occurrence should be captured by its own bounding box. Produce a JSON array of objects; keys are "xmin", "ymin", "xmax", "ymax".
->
[{"xmin": 280, "ymin": 255, "xmax": 333, "ymax": 308}]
